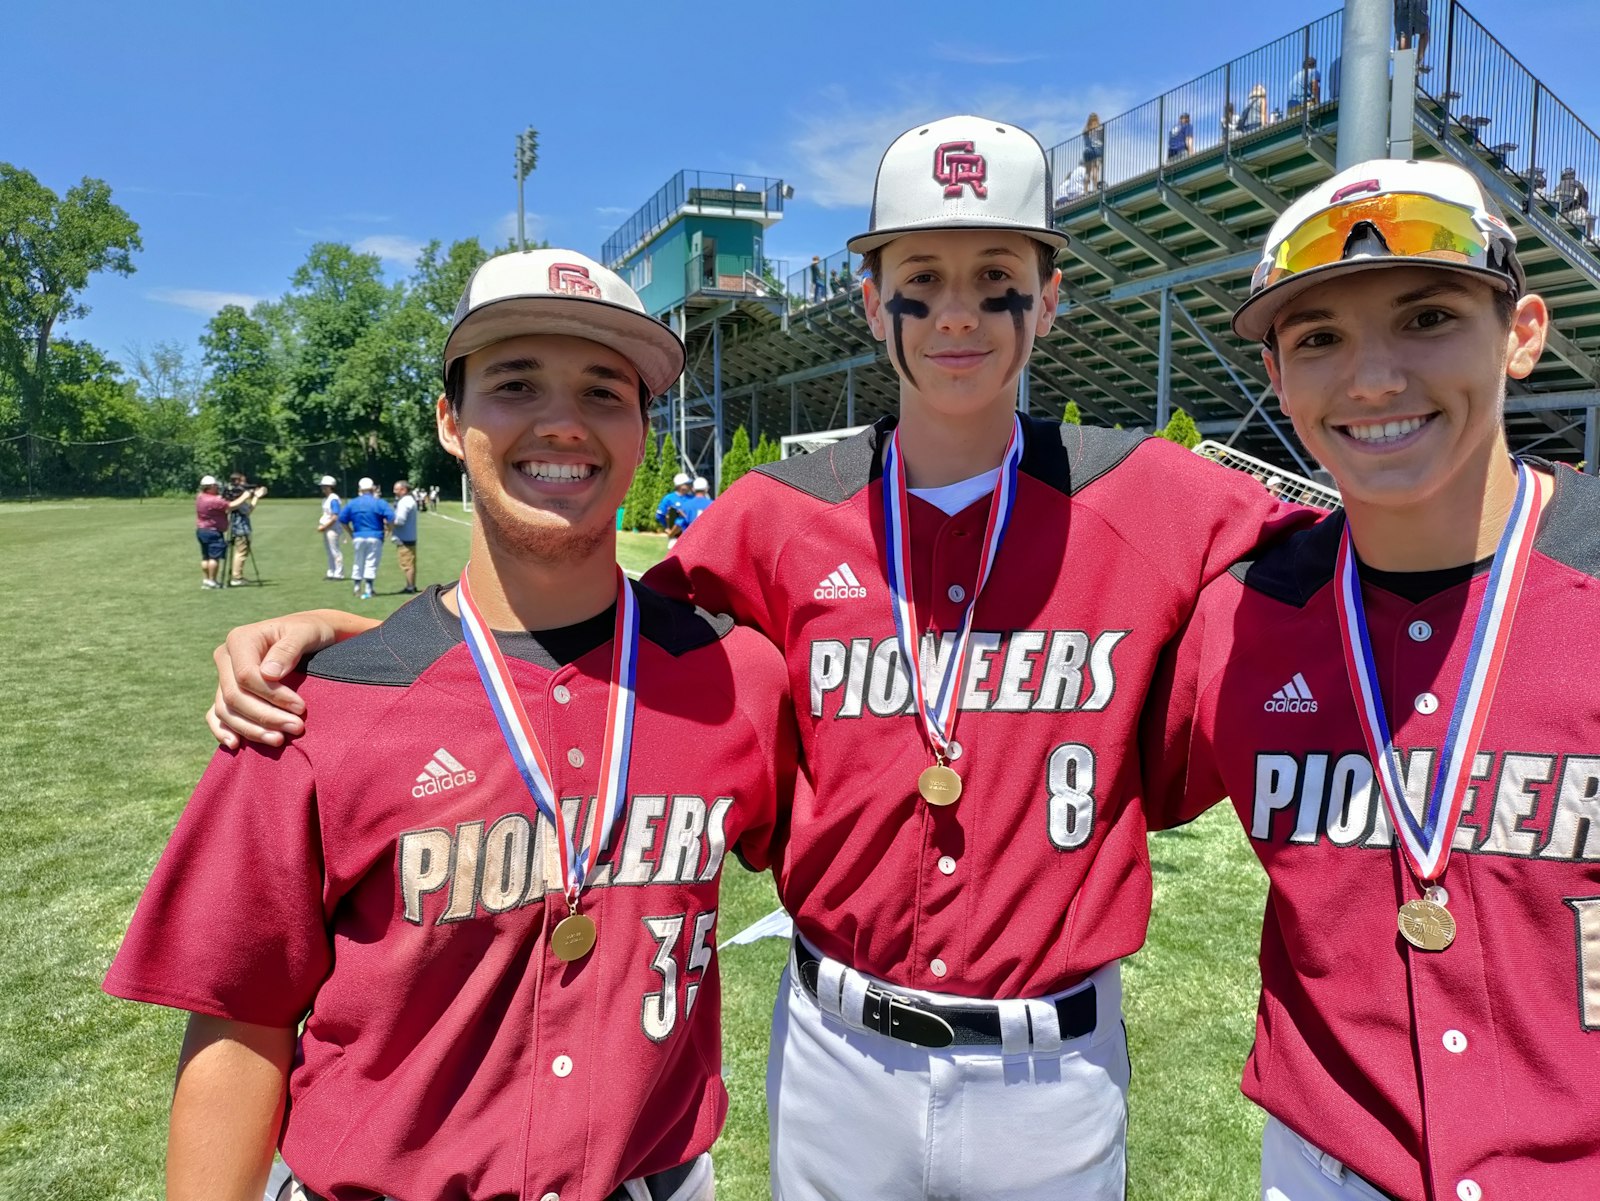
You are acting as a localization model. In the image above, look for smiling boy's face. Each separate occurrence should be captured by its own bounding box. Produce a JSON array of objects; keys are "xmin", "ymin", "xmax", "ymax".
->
[
  {"xmin": 1264, "ymin": 265, "xmax": 1547, "ymax": 510},
  {"xmin": 863, "ymin": 230, "xmax": 1059, "ymax": 420}
]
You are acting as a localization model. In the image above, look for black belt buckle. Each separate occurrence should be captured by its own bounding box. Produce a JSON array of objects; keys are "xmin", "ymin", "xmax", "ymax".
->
[{"xmin": 863, "ymin": 986, "xmax": 956, "ymax": 1049}]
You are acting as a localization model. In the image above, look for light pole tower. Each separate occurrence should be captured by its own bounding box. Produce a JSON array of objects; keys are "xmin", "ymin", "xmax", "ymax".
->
[{"xmin": 514, "ymin": 127, "xmax": 539, "ymax": 251}]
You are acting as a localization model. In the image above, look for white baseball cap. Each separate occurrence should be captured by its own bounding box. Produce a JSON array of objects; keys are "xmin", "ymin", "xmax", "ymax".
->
[
  {"xmin": 673, "ymin": 472, "xmax": 691, "ymax": 487},
  {"xmin": 1233, "ymin": 159, "xmax": 1524, "ymax": 342},
  {"xmin": 318, "ymin": 475, "xmax": 337, "ymax": 486},
  {"xmin": 199, "ymin": 475, "xmax": 218, "ymax": 487},
  {"xmin": 443, "ymin": 248, "xmax": 686, "ymax": 398},
  {"xmin": 693, "ymin": 476, "xmax": 709, "ymax": 491},
  {"xmin": 358, "ymin": 476, "xmax": 376, "ymax": 491},
  {"xmin": 848, "ymin": 115, "xmax": 1068, "ymax": 255}
]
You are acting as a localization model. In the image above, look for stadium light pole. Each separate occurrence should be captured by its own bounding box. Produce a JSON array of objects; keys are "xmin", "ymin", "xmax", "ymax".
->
[{"xmin": 514, "ymin": 127, "xmax": 539, "ymax": 252}]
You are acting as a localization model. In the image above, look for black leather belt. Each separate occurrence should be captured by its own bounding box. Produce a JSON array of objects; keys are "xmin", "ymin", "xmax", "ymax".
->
[{"xmin": 793, "ymin": 938, "xmax": 1096, "ymax": 1051}]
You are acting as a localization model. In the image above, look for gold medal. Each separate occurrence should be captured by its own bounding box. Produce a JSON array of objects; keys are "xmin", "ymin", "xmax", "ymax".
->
[
  {"xmin": 1398, "ymin": 898, "xmax": 1455, "ymax": 952},
  {"xmin": 918, "ymin": 763, "xmax": 963, "ymax": 807},
  {"xmin": 551, "ymin": 912, "xmax": 598, "ymax": 962}
]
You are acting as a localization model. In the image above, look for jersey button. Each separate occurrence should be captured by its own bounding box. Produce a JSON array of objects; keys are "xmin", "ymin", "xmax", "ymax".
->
[
  {"xmin": 1409, "ymin": 620, "xmax": 1433, "ymax": 642},
  {"xmin": 938, "ymin": 855, "xmax": 957, "ymax": 876},
  {"xmin": 1456, "ymin": 1181, "xmax": 1482, "ymax": 1201},
  {"xmin": 553, "ymin": 684, "xmax": 572, "ymax": 704},
  {"xmin": 567, "ymin": 748, "xmax": 585, "ymax": 768},
  {"xmin": 1443, "ymin": 1029, "xmax": 1468, "ymax": 1053},
  {"xmin": 930, "ymin": 958, "xmax": 948, "ymax": 978},
  {"xmin": 552, "ymin": 1054, "xmax": 573, "ymax": 1078},
  {"xmin": 947, "ymin": 584, "xmax": 966, "ymax": 603},
  {"xmin": 1414, "ymin": 692, "xmax": 1439, "ymax": 715},
  {"xmin": 540, "ymin": 1194, "xmax": 560, "ymax": 1201}
]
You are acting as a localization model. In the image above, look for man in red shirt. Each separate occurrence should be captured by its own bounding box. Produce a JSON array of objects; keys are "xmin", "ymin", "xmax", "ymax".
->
[
  {"xmin": 194, "ymin": 474, "xmax": 233, "ymax": 589},
  {"xmin": 109, "ymin": 249, "xmax": 795, "ymax": 1201},
  {"xmin": 1145, "ymin": 159, "xmax": 1600, "ymax": 1200}
]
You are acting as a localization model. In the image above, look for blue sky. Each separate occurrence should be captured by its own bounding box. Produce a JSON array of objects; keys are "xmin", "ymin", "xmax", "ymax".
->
[{"xmin": 13, "ymin": 0, "xmax": 1599, "ymax": 373}]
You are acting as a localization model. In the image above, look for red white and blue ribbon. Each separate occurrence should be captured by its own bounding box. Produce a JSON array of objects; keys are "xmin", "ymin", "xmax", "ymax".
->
[
  {"xmin": 1333, "ymin": 460, "xmax": 1543, "ymax": 881},
  {"xmin": 456, "ymin": 565, "xmax": 639, "ymax": 905},
  {"xmin": 881, "ymin": 416, "xmax": 1024, "ymax": 762}
]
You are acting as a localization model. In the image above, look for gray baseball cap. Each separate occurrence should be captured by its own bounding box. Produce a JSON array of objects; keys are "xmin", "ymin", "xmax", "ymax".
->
[{"xmin": 848, "ymin": 115, "xmax": 1068, "ymax": 255}]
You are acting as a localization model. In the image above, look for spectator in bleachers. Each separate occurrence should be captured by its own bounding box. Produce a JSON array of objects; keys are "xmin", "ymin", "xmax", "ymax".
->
[
  {"xmin": 1395, "ymin": 0, "xmax": 1431, "ymax": 73},
  {"xmin": 1555, "ymin": 167, "xmax": 1594, "ymax": 238},
  {"xmin": 1221, "ymin": 101, "xmax": 1241, "ymax": 140},
  {"xmin": 1288, "ymin": 56, "xmax": 1321, "ymax": 113},
  {"xmin": 829, "ymin": 268, "xmax": 841, "ymax": 295},
  {"xmin": 1056, "ymin": 162, "xmax": 1090, "ymax": 206},
  {"xmin": 839, "ymin": 260, "xmax": 855, "ymax": 291},
  {"xmin": 810, "ymin": 255, "xmax": 825, "ymax": 303},
  {"xmin": 1082, "ymin": 113, "xmax": 1104, "ymax": 189},
  {"xmin": 1239, "ymin": 84, "xmax": 1269, "ymax": 133},
  {"xmin": 1167, "ymin": 112, "xmax": 1195, "ymax": 161}
]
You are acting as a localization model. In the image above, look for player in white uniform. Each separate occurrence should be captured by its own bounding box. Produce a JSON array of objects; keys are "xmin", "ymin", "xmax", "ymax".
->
[{"xmin": 316, "ymin": 475, "xmax": 344, "ymax": 580}]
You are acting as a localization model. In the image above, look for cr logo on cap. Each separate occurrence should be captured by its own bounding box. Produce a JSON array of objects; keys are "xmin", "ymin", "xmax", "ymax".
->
[
  {"xmin": 549, "ymin": 263, "xmax": 603, "ymax": 298},
  {"xmin": 933, "ymin": 141, "xmax": 988, "ymax": 199}
]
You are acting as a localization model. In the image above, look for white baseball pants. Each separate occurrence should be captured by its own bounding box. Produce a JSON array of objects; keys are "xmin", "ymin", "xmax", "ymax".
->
[
  {"xmin": 1261, "ymin": 1116, "xmax": 1394, "ymax": 1201},
  {"xmin": 351, "ymin": 536, "xmax": 382, "ymax": 582},
  {"xmin": 322, "ymin": 527, "xmax": 343, "ymax": 577},
  {"xmin": 768, "ymin": 942, "xmax": 1130, "ymax": 1201}
]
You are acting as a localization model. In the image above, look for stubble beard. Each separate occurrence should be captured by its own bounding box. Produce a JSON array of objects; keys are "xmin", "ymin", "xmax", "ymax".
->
[{"xmin": 466, "ymin": 461, "xmax": 610, "ymax": 567}]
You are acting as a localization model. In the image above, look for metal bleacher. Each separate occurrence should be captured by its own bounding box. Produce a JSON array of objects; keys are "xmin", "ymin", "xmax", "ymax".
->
[{"xmin": 649, "ymin": 0, "xmax": 1600, "ymax": 483}]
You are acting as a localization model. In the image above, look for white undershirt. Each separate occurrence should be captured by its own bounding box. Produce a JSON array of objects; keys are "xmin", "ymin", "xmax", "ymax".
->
[{"xmin": 907, "ymin": 467, "xmax": 1000, "ymax": 516}]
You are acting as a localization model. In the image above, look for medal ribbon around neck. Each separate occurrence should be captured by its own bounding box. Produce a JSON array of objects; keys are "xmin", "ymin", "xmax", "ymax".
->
[
  {"xmin": 882, "ymin": 415, "xmax": 1024, "ymax": 763},
  {"xmin": 1333, "ymin": 459, "xmax": 1543, "ymax": 882},
  {"xmin": 456, "ymin": 565, "xmax": 639, "ymax": 907}
]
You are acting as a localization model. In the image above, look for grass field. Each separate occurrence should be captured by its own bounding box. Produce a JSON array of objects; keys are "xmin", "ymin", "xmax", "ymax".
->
[{"xmin": 0, "ymin": 497, "xmax": 1270, "ymax": 1200}]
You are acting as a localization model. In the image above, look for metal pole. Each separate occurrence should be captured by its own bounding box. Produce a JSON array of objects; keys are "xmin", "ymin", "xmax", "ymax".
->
[
  {"xmin": 1156, "ymin": 287, "xmax": 1173, "ymax": 431},
  {"xmin": 1017, "ymin": 365, "xmax": 1031, "ymax": 413},
  {"xmin": 1526, "ymin": 82, "xmax": 1542, "ymax": 209},
  {"xmin": 846, "ymin": 366, "xmax": 855, "ymax": 427},
  {"xmin": 1586, "ymin": 406, "xmax": 1598, "ymax": 476},
  {"xmin": 517, "ymin": 173, "xmax": 526, "ymax": 252},
  {"xmin": 1337, "ymin": 0, "xmax": 1393, "ymax": 168},
  {"xmin": 712, "ymin": 319, "xmax": 723, "ymax": 492},
  {"xmin": 1390, "ymin": 47, "xmax": 1417, "ymax": 158}
]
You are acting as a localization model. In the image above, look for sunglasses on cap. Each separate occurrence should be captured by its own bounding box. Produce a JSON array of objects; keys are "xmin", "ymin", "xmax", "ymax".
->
[{"xmin": 1255, "ymin": 191, "xmax": 1519, "ymax": 293}]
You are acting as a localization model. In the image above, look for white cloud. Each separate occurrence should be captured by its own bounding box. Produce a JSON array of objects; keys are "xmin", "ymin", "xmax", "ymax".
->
[
  {"xmin": 595, "ymin": 205, "xmax": 632, "ymax": 216},
  {"xmin": 494, "ymin": 209, "xmax": 548, "ymax": 247},
  {"xmin": 931, "ymin": 44, "xmax": 1047, "ymax": 67},
  {"xmin": 146, "ymin": 288, "xmax": 268, "ymax": 316},
  {"xmin": 353, "ymin": 234, "xmax": 426, "ymax": 266},
  {"xmin": 786, "ymin": 82, "xmax": 1139, "ymax": 209}
]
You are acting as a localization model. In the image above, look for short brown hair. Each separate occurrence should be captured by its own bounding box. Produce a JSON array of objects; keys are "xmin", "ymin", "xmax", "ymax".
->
[{"xmin": 863, "ymin": 239, "xmax": 1058, "ymax": 290}]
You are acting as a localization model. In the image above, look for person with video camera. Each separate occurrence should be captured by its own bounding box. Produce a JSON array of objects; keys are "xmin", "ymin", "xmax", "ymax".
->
[{"xmin": 223, "ymin": 472, "xmax": 269, "ymax": 587}]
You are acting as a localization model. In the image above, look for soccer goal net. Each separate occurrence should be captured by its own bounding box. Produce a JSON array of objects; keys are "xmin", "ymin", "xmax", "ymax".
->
[
  {"xmin": 780, "ymin": 426, "xmax": 869, "ymax": 459},
  {"xmin": 1193, "ymin": 440, "xmax": 1342, "ymax": 510}
]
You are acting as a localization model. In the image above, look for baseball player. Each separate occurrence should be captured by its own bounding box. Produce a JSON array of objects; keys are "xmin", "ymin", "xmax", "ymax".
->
[
  {"xmin": 340, "ymin": 477, "xmax": 394, "ymax": 600},
  {"xmin": 1144, "ymin": 160, "xmax": 1600, "ymax": 1200},
  {"xmin": 656, "ymin": 471, "xmax": 694, "ymax": 547},
  {"xmin": 200, "ymin": 115, "xmax": 1306, "ymax": 1199},
  {"xmin": 106, "ymin": 248, "xmax": 795, "ymax": 1201},
  {"xmin": 315, "ymin": 475, "xmax": 345, "ymax": 580}
]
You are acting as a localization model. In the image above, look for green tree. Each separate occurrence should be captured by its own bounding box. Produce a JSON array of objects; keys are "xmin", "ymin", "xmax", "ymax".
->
[
  {"xmin": 754, "ymin": 432, "xmax": 781, "ymax": 466},
  {"xmin": 623, "ymin": 430, "xmax": 662, "ymax": 531},
  {"xmin": 655, "ymin": 431, "xmax": 684, "ymax": 528},
  {"xmin": 200, "ymin": 305, "xmax": 289, "ymax": 484},
  {"xmin": 128, "ymin": 341, "xmax": 203, "ymax": 495},
  {"xmin": 1158, "ymin": 407, "xmax": 1201, "ymax": 449},
  {"xmin": 720, "ymin": 426, "xmax": 755, "ymax": 491},
  {"xmin": 30, "ymin": 339, "xmax": 143, "ymax": 494},
  {"xmin": 0, "ymin": 166, "xmax": 141, "ymax": 435},
  {"xmin": 1061, "ymin": 400, "xmax": 1082, "ymax": 426}
]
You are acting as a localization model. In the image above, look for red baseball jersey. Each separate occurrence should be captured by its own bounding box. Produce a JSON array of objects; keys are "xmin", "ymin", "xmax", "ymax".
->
[
  {"xmin": 1144, "ymin": 466, "xmax": 1600, "ymax": 1201},
  {"xmin": 106, "ymin": 584, "xmax": 796, "ymax": 1201},
  {"xmin": 645, "ymin": 415, "xmax": 1299, "ymax": 997}
]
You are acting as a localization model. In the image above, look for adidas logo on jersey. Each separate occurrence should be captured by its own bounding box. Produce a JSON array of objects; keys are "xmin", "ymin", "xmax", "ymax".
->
[
  {"xmin": 413, "ymin": 747, "xmax": 477, "ymax": 797},
  {"xmin": 814, "ymin": 563, "xmax": 867, "ymax": 601},
  {"xmin": 1264, "ymin": 673, "xmax": 1318, "ymax": 713}
]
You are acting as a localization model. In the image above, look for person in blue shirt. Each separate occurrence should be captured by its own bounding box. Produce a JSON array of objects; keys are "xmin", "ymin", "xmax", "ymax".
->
[
  {"xmin": 1167, "ymin": 113, "xmax": 1194, "ymax": 161},
  {"xmin": 677, "ymin": 477, "xmax": 714, "ymax": 529},
  {"xmin": 1288, "ymin": 56, "xmax": 1321, "ymax": 113},
  {"xmin": 655, "ymin": 471, "xmax": 694, "ymax": 548},
  {"xmin": 339, "ymin": 477, "xmax": 395, "ymax": 601}
]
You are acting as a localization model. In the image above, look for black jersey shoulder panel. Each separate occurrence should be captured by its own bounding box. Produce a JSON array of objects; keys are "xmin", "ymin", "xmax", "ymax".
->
[
  {"xmin": 1535, "ymin": 463, "xmax": 1600, "ymax": 582},
  {"xmin": 750, "ymin": 416, "xmax": 888, "ymax": 503},
  {"xmin": 1229, "ymin": 509, "xmax": 1345, "ymax": 609},
  {"xmin": 1033, "ymin": 417, "xmax": 1147, "ymax": 497}
]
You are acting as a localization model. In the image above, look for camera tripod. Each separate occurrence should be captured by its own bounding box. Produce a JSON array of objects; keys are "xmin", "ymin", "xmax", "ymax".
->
[{"xmin": 223, "ymin": 529, "xmax": 262, "ymax": 587}]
